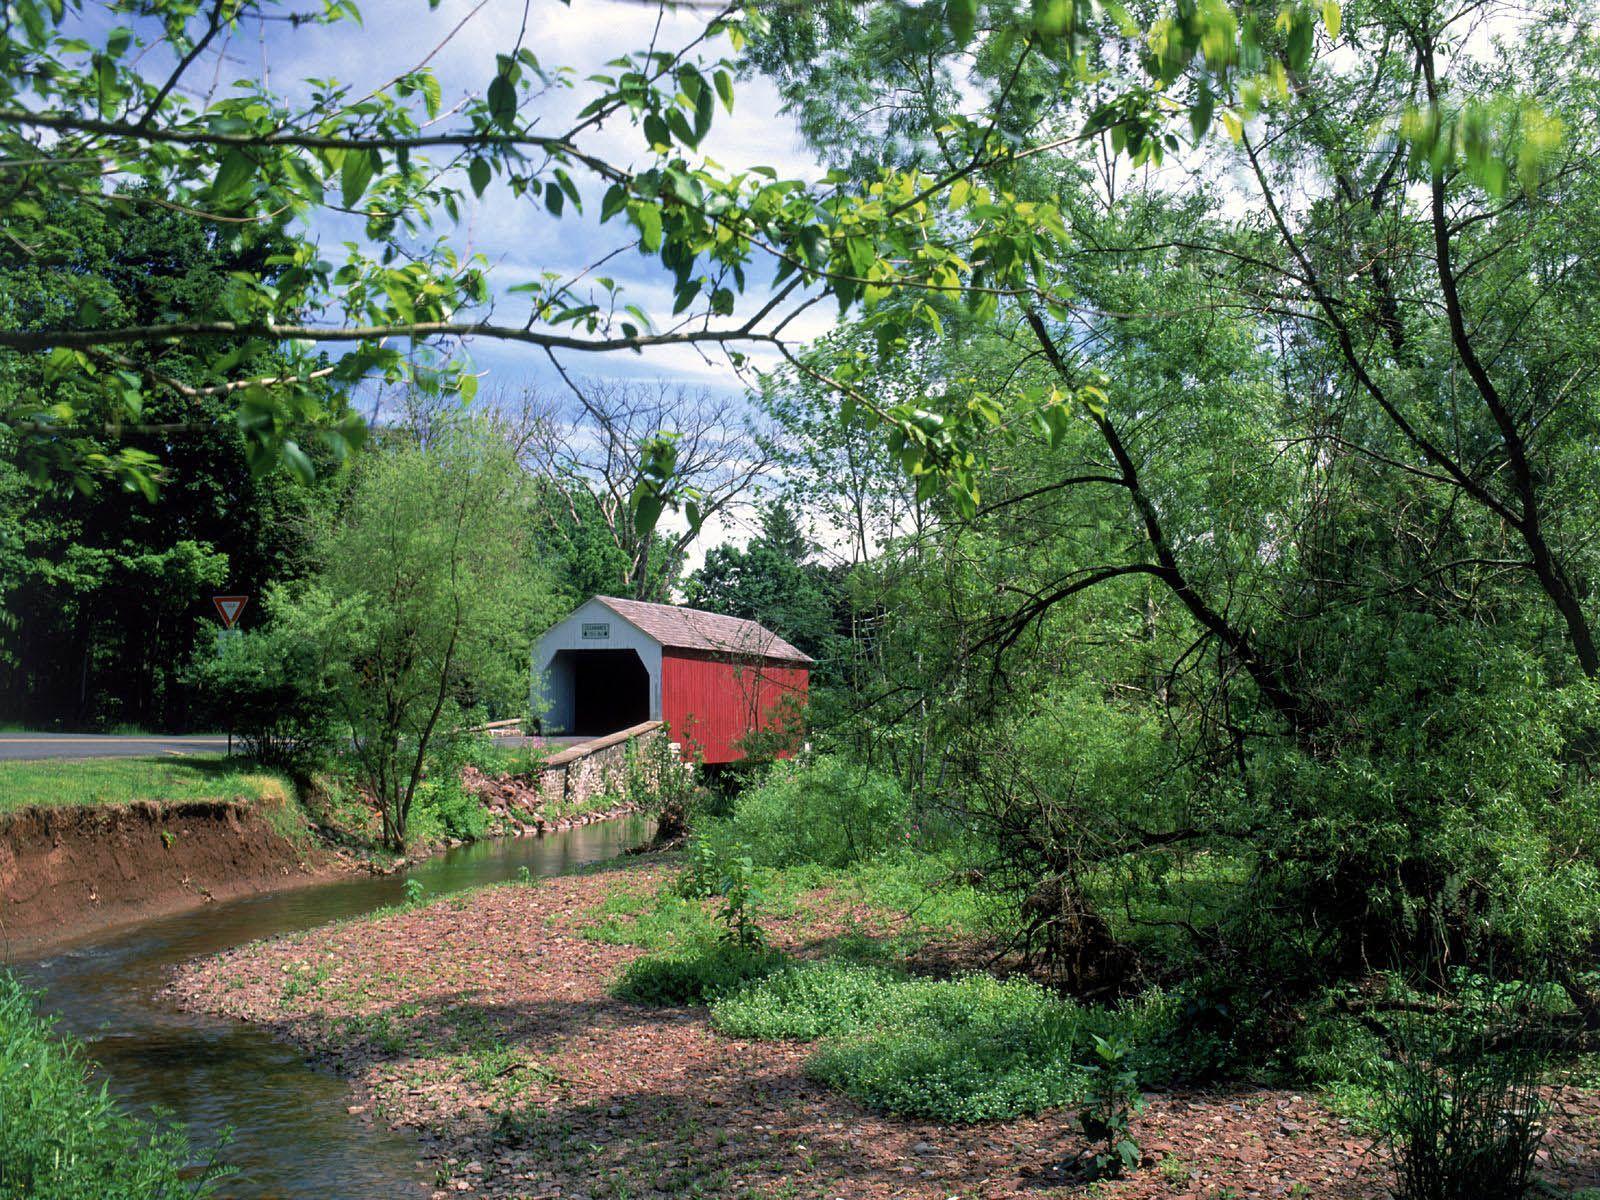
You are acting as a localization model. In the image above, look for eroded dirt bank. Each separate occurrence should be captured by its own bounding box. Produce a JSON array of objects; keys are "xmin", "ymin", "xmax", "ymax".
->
[{"xmin": 0, "ymin": 801, "xmax": 336, "ymax": 948}]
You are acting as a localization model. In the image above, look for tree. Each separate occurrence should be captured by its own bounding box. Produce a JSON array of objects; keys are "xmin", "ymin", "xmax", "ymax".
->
[
  {"xmin": 683, "ymin": 499, "xmax": 844, "ymax": 668},
  {"xmin": 741, "ymin": 0, "xmax": 1600, "ymax": 997},
  {"xmin": 290, "ymin": 422, "xmax": 556, "ymax": 850},
  {"xmin": 521, "ymin": 381, "xmax": 772, "ymax": 599},
  {"xmin": 1, "ymin": 0, "xmax": 1502, "ymax": 520},
  {"xmin": 0, "ymin": 195, "xmax": 343, "ymax": 730}
]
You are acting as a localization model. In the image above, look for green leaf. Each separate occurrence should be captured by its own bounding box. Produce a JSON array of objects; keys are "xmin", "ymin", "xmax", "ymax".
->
[
  {"xmin": 946, "ymin": 0, "xmax": 978, "ymax": 45},
  {"xmin": 600, "ymin": 183, "xmax": 628, "ymax": 223},
  {"xmin": 468, "ymin": 157, "xmax": 491, "ymax": 197},
  {"xmin": 280, "ymin": 440, "xmax": 315, "ymax": 484},
  {"xmin": 1321, "ymin": 0, "xmax": 1341, "ymax": 39},
  {"xmin": 1190, "ymin": 87, "xmax": 1214, "ymax": 142},
  {"xmin": 341, "ymin": 148, "xmax": 378, "ymax": 208},
  {"xmin": 694, "ymin": 77, "xmax": 715, "ymax": 142},
  {"xmin": 666, "ymin": 107, "xmax": 697, "ymax": 148},
  {"xmin": 634, "ymin": 203, "xmax": 663, "ymax": 252},
  {"xmin": 644, "ymin": 112, "xmax": 671, "ymax": 150},
  {"xmin": 714, "ymin": 69, "xmax": 734, "ymax": 114},
  {"xmin": 212, "ymin": 149, "xmax": 255, "ymax": 202},
  {"xmin": 94, "ymin": 55, "xmax": 122, "ymax": 112},
  {"xmin": 634, "ymin": 491, "xmax": 664, "ymax": 537},
  {"xmin": 486, "ymin": 72, "xmax": 517, "ymax": 127}
]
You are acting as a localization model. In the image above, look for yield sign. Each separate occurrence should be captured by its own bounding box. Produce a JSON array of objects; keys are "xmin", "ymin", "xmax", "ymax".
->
[{"xmin": 212, "ymin": 595, "xmax": 249, "ymax": 629}]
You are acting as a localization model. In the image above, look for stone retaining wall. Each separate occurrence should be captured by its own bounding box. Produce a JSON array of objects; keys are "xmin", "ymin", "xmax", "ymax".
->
[{"xmin": 537, "ymin": 720, "xmax": 667, "ymax": 807}]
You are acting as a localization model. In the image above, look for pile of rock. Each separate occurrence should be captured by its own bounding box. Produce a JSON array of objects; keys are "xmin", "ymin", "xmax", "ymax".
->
[{"xmin": 459, "ymin": 765, "xmax": 638, "ymax": 838}]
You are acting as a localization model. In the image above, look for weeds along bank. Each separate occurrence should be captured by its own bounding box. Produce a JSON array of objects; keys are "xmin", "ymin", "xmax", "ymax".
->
[
  {"xmin": 170, "ymin": 753, "xmax": 1600, "ymax": 1200},
  {"xmin": 0, "ymin": 973, "xmax": 223, "ymax": 1200}
]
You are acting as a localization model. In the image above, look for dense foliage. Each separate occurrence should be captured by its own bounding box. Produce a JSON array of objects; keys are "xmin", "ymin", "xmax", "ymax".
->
[{"xmin": 0, "ymin": 199, "xmax": 343, "ymax": 730}]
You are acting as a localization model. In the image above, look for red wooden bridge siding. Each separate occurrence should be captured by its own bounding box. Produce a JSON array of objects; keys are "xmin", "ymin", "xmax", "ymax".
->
[{"xmin": 661, "ymin": 649, "xmax": 809, "ymax": 764}]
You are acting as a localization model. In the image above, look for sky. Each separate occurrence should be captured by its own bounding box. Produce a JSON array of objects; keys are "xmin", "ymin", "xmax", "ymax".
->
[
  {"xmin": 215, "ymin": 0, "xmax": 845, "ymax": 562},
  {"xmin": 243, "ymin": 0, "xmax": 836, "ymax": 395}
]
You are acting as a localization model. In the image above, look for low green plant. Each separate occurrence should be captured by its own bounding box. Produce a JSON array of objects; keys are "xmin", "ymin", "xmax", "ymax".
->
[
  {"xmin": 0, "ymin": 971, "xmax": 225, "ymax": 1198},
  {"xmin": 804, "ymin": 972, "xmax": 1089, "ymax": 1122},
  {"xmin": 1075, "ymin": 1034, "xmax": 1145, "ymax": 1179},
  {"xmin": 714, "ymin": 852, "xmax": 765, "ymax": 948},
  {"xmin": 711, "ymin": 962, "xmax": 1174, "ymax": 1123},
  {"xmin": 611, "ymin": 940, "xmax": 784, "ymax": 1007},
  {"xmin": 710, "ymin": 961, "xmax": 907, "ymax": 1040},
  {"xmin": 402, "ymin": 877, "xmax": 426, "ymax": 906},
  {"xmin": 581, "ymin": 880, "xmax": 719, "ymax": 948}
]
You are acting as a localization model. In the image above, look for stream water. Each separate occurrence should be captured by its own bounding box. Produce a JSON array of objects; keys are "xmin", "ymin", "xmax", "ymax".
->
[{"xmin": 8, "ymin": 815, "xmax": 653, "ymax": 1199}]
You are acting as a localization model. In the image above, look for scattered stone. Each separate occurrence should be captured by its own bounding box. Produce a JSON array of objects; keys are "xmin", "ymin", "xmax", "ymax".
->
[{"xmin": 165, "ymin": 857, "xmax": 1600, "ymax": 1200}]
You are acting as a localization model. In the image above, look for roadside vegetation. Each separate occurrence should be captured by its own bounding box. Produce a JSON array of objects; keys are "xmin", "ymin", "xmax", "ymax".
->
[{"xmin": 0, "ymin": 755, "xmax": 294, "ymax": 814}]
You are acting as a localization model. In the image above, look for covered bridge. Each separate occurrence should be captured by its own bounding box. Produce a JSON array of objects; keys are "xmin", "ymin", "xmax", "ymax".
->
[{"xmin": 532, "ymin": 596, "xmax": 812, "ymax": 764}]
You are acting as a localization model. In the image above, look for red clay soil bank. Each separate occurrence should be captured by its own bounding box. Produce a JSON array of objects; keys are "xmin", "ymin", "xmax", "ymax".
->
[{"xmin": 0, "ymin": 801, "xmax": 333, "ymax": 949}]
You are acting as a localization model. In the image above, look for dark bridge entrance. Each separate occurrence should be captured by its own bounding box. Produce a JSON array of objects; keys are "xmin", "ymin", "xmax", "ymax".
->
[{"xmin": 565, "ymin": 649, "xmax": 650, "ymax": 735}]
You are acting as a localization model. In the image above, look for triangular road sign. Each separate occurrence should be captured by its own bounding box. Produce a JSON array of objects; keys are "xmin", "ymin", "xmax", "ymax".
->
[{"xmin": 212, "ymin": 595, "xmax": 249, "ymax": 629}]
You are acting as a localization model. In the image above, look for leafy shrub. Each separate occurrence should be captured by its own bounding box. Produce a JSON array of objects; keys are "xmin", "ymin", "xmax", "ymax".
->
[
  {"xmin": 804, "ymin": 981, "xmax": 1089, "ymax": 1122},
  {"xmin": 612, "ymin": 940, "xmax": 785, "ymax": 1007},
  {"xmin": 1247, "ymin": 634, "xmax": 1600, "ymax": 979},
  {"xmin": 183, "ymin": 586, "xmax": 338, "ymax": 775},
  {"xmin": 711, "ymin": 961, "xmax": 907, "ymax": 1040},
  {"xmin": 0, "ymin": 971, "xmax": 222, "ymax": 1199},
  {"xmin": 712, "ymin": 962, "xmax": 1179, "ymax": 1123},
  {"xmin": 728, "ymin": 755, "xmax": 910, "ymax": 869},
  {"xmin": 409, "ymin": 733, "xmax": 490, "ymax": 842}
]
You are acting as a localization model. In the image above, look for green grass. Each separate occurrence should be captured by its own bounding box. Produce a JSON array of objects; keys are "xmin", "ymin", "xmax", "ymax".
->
[
  {"xmin": 612, "ymin": 940, "xmax": 787, "ymax": 1006},
  {"xmin": 580, "ymin": 849, "xmax": 994, "ymax": 963},
  {"xmin": 0, "ymin": 970, "xmax": 223, "ymax": 1198},
  {"xmin": 0, "ymin": 755, "xmax": 295, "ymax": 813},
  {"xmin": 584, "ymin": 847, "xmax": 1182, "ymax": 1124},
  {"xmin": 709, "ymin": 961, "xmax": 1181, "ymax": 1123}
]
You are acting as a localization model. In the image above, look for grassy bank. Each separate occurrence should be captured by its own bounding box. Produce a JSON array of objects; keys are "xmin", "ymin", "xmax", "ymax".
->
[
  {"xmin": 0, "ymin": 755, "xmax": 294, "ymax": 813},
  {"xmin": 0, "ymin": 972, "xmax": 220, "ymax": 1199}
]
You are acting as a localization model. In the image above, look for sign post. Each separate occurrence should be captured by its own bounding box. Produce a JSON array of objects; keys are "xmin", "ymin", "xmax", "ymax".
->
[{"xmin": 211, "ymin": 595, "xmax": 249, "ymax": 756}]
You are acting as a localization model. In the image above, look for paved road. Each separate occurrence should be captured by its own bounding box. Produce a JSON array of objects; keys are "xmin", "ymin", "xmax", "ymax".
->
[
  {"xmin": 0, "ymin": 733, "xmax": 233, "ymax": 761},
  {"xmin": 497, "ymin": 734, "xmax": 589, "ymax": 751},
  {"xmin": 0, "ymin": 732, "xmax": 599, "ymax": 762}
]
